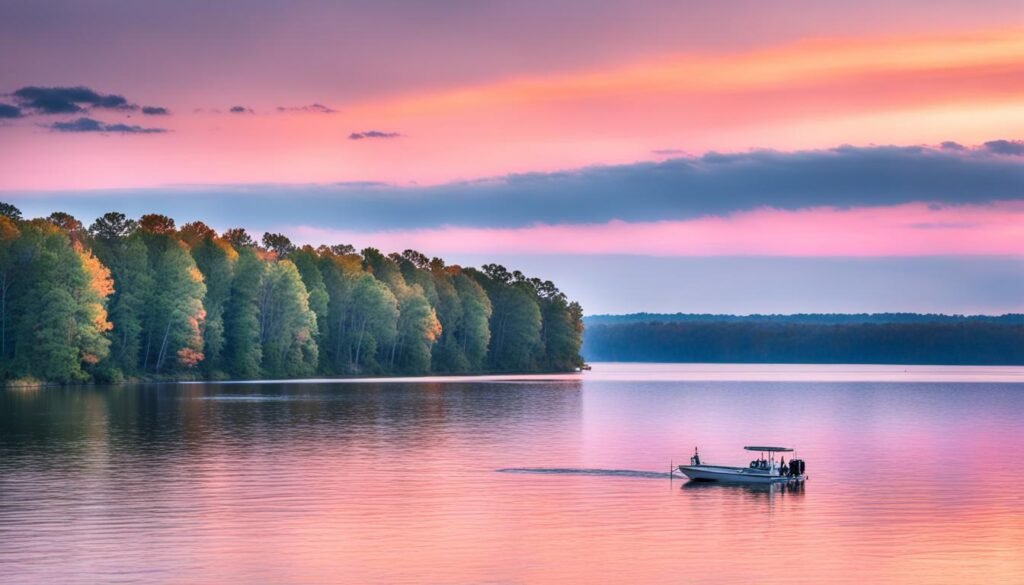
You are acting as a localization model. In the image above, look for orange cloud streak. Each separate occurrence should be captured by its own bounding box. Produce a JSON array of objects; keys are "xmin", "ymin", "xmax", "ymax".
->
[
  {"xmin": 361, "ymin": 28, "xmax": 1024, "ymax": 115},
  {"xmin": 3, "ymin": 29, "xmax": 1023, "ymax": 190}
]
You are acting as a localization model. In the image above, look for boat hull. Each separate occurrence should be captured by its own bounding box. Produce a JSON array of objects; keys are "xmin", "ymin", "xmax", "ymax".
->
[{"xmin": 678, "ymin": 465, "xmax": 805, "ymax": 484}]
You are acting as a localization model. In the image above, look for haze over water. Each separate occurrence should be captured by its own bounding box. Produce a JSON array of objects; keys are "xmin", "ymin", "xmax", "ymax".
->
[{"xmin": 2, "ymin": 364, "xmax": 1023, "ymax": 584}]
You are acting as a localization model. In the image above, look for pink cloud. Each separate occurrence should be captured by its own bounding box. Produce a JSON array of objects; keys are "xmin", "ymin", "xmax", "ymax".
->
[{"xmin": 290, "ymin": 202, "xmax": 1024, "ymax": 257}]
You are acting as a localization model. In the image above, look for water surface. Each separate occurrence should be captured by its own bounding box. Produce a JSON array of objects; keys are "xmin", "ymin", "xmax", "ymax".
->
[{"xmin": 2, "ymin": 364, "xmax": 1023, "ymax": 584}]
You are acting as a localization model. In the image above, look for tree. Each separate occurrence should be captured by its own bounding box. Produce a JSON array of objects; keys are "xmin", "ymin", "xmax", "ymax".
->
[
  {"xmin": 89, "ymin": 215, "xmax": 153, "ymax": 376},
  {"xmin": 0, "ymin": 202, "xmax": 22, "ymax": 222},
  {"xmin": 427, "ymin": 264, "xmax": 467, "ymax": 372},
  {"xmin": 223, "ymin": 227, "xmax": 256, "ymax": 249},
  {"xmin": 223, "ymin": 247, "xmax": 264, "ymax": 378},
  {"xmin": 186, "ymin": 230, "xmax": 237, "ymax": 377},
  {"xmin": 470, "ymin": 266, "xmax": 542, "ymax": 371},
  {"xmin": 347, "ymin": 272, "xmax": 399, "ymax": 372},
  {"xmin": 108, "ymin": 236, "xmax": 152, "ymax": 374},
  {"xmin": 451, "ymin": 271, "xmax": 492, "ymax": 370},
  {"xmin": 363, "ymin": 248, "xmax": 440, "ymax": 373},
  {"xmin": 290, "ymin": 246, "xmax": 329, "ymax": 349},
  {"xmin": 138, "ymin": 231, "xmax": 206, "ymax": 373},
  {"xmin": 179, "ymin": 221, "xmax": 217, "ymax": 245},
  {"xmin": 258, "ymin": 260, "xmax": 318, "ymax": 377},
  {"xmin": 0, "ymin": 217, "xmax": 20, "ymax": 369},
  {"xmin": 88, "ymin": 212, "xmax": 137, "ymax": 240},
  {"xmin": 262, "ymin": 232, "xmax": 295, "ymax": 257},
  {"xmin": 46, "ymin": 212, "xmax": 85, "ymax": 242},
  {"xmin": 7, "ymin": 222, "xmax": 113, "ymax": 382},
  {"xmin": 74, "ymin": 245, "xmax": 115, "ymax": 367},
  {"xmin": 138, "ymin": 214, "xmax": 176, "ymax": 235}
]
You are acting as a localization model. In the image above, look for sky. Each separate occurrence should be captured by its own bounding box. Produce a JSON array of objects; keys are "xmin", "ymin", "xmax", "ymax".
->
[{"xmin": 0, "ymin": 0, "xmax": 1021, "ymax": 314}]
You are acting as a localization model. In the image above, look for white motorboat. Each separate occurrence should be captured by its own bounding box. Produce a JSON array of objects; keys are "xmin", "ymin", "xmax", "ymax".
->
[{"xmin": 677, "ymin": 446, "xmax": 806, "ymax": 484}]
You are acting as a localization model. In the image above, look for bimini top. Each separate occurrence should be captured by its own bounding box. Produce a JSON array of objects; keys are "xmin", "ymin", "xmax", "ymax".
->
[{"xmin": 744, "ymin": 446, "xmax": 794, "ymax": 452}]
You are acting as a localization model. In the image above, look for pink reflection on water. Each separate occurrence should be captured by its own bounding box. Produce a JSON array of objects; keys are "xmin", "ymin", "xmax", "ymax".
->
[{"xmin": 2, "ymin": 365, "xmax": 1024, "ymax": 584}]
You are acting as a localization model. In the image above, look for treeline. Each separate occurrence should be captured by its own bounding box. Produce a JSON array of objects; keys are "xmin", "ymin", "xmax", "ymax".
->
[
  {"xmin": 0, "ymin": 202, "xmax": 583, "ymax": 384},
  {"xmin": 582, "ymin": 321, "xmax": 1024, "ymax": 365},
  {"xmin": 585, "ymin": 313, "xmax": 1024, "ymax": 326}
]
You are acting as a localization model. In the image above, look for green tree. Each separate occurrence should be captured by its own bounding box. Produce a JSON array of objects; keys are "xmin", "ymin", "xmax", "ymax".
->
[
  {"xmin": 258, "ymin": 260, "xmax": 318, "ymax": 377},
  {"xmin": 223, "ymin": 247, "xmax": 264, "ymax": 378},
  {"xmin": 138, "ymin": 226, "xmax": 206, "ymax": 374},
  {"xmin": 8, "ymin": 222, "xmax": 113, "ymax": 382},
  {"xmin": 262, "ymin": 232, "xmax": 295, "ymax": 257},
  {"xmin": 223, "ymin": 227, "xmax": 256, "ymax": 249},
  {"xmin": 89, "ymin": 213, "xmax": 153, "ymax": 376},
  {"xmin": 183, "ymin": 222, "xmax": 237, "ymax": 378},
  {"xmin": 0, "ymin": 202, "xmax": 23, "ymax": 222},
  {"xmin": 0, "ymin": 216, "xmax": 20, "ymax": 370},
  {"xmin": 363, "ymin": 248, "xmax": 441, "ymax": 373},
  {"xmin": 471, "ymin": 265, "xmax": 542, "ymax": 371},
  {"xmin": 290, "ymin": 246, "xmax": 330, "ymax": 353},
  {"xmin": 451, "ymin": 271, "xmax": 492, "ymax": 370}
]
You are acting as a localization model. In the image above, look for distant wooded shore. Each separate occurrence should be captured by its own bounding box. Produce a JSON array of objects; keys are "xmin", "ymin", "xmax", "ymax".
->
[{"xmin": 582, "ymin": 313, "xmax": 1024, "ymax": 365}]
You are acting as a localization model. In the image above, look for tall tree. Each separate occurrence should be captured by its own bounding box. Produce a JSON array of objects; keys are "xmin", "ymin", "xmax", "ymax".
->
[
  {"xmin": 451, "ymin": 271, "xmax": 492, "ymax": 370},
  {"xmin": 223, "ymin": 227, "xmax": 256, "ymax": 249},
  {"xmin": 89, "ymin": 213, "xmax": 151, "ymax": 376},
  {"xmin": 223, "ymin": 247, "xmax": 264, "ymax": 378},
  {"xmin": 9, "ymin": 222, "xmax": 113, "ymax": 382},
  {"xmin": 257, "ymin": 260, "xmax": 318, "ymax": 377},
  {"xmin": 290, "ymin": 246, "xmax": 330, "ymax": 350},
  {"xmin": 471, "ymin": 265, "xmax": 542, "ymax": 371},
  {"xmin": 363, "ymin": 248, "xmax": 440, "ymax": 373},
  {"xmin": 182, "ymin": 222, "xmax": 237, "ymax": 378},
  {"xmin": 137, "ymin": 225, "xmax": 206, "ymax": 374},
  {"xmin": 262, "ymin": 232, "xmax": 295, "ymax": 257},
  {"xmin": 0, "ymin": 202, "xmax": 23, "ymax": 222},
  {"xmin": 0, "ymin": 216, "xmax": 20, "ymax": 370}
]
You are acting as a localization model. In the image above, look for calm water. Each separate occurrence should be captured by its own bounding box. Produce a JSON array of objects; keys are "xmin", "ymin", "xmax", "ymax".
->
[{"xmin": 2, "ymin": 364, "xmax": 1023, "ymax": 584}]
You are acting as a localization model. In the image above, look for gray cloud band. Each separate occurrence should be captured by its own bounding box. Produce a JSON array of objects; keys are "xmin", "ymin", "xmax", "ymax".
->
[{"xmin": 3, "ymin": 141, "xmax": 1022, "ymax": 230}]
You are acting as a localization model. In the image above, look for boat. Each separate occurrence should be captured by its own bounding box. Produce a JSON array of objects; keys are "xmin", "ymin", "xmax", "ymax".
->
[{"xmin": 677, "ymin": 446, "xmax": 806, "ymax": 484}]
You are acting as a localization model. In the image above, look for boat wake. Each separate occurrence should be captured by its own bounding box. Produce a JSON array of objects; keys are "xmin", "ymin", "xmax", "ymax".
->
[{"xmin": 496, "ymin": 468, "xmax": 672, "ymax": 479}]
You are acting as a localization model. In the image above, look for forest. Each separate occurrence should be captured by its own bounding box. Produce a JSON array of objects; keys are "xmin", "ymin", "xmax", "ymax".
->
[
  {"xmin": 583, "ymin": 319, "xmax": 1024, "ymax": 365},
  {"xmin": 0, "ymin": 202, "xmax": 584, "ymax": 385}
]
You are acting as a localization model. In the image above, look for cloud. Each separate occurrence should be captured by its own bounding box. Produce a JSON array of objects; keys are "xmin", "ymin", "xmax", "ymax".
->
[
  {"xmin": 983, "ymin": 140, "xmax": 1024, "ymax": 156},
  {"xmin": 12, "ymin": 86, "xmax": 135, "ymax": 115},
  {"xmin": 5, "ymin": 141, "xmax": 1022, "ymax": 230},
  {"xmin": 349, "ymin": 130, "xmax": 401, "ymax": 140},
  {"xmin": 277, "ymin": 103, "xmax": 336, "ymax": 114},
  {"xmin": 48, "ymin": 117, "xmax": 167, "ymax": 134},
  {"xmin": 141, "ymin": 106, "xmax": 170, "ymax": 115},
  {"xmin": 0, "ymin": 103, "xmax": 21, "ymax": 118},
  {"xmin": 287, "ymin": 201, "xmax": 1024, "ymax": 257},
  {"xmin": 229, "ymin": 106, "xmax": 254, "ymax": 114},
  {"xmin": 651, "ymin": 149, "xmax": 687, "ymax": 156}
]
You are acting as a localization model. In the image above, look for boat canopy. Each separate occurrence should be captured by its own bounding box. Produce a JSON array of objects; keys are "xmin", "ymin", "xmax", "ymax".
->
[{"xmin": 744, "ymin": 446, "xmax": 794, "ymax": 452}]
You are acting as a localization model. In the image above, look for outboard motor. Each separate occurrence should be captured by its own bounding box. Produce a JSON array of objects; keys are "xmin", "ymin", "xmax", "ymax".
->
[{"xmin": 789, "ymin": 459, "xmax": 806, "ymax": 477}]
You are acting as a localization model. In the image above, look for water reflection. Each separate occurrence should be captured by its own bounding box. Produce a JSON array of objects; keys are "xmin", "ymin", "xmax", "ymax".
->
[
  {"xmin": 2, "ymin": 365, "xmax": 1023, "ymax": 584},
  {"xmin": 680, "ymin": 479, "xmax": 807, "ymax": 498}
]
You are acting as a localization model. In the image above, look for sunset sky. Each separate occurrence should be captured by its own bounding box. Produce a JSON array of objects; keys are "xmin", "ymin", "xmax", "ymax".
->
[{"xmin": 1, "ymin": 0, "xmax": 1021, "ymax": 314}]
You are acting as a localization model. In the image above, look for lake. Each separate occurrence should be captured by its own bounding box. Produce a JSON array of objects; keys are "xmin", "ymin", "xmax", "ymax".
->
[{"xmin": 2, "ymin": 363, "xmax": 1023, "ymax": 584}]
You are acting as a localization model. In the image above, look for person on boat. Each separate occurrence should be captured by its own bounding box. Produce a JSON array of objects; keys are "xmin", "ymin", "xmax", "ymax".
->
[
  {"xmin": 692, "ymin": 447, "xmax": 701, "ymax": 465},
  {"xmin": 780, "ymin": 456, "xmax": 788, "ymax": 475}
]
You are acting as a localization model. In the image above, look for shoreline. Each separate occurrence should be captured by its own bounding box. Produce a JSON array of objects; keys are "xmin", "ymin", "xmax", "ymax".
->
[{"xmin": 2, "ymin": 368, "xmax": 585, "ymax": 389}]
